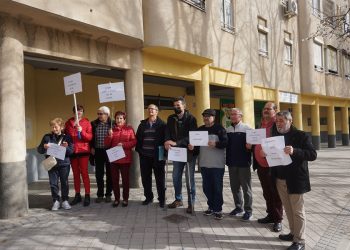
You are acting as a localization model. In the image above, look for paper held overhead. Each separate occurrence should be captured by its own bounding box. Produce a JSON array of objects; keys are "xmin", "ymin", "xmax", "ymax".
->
[
  {"xmin": 63, "ymin": 72, "xmax": 82, "ymax": 95},
  {"xmin": 98, "ymin": 82, "xmax": 125, "ymax": 103}
]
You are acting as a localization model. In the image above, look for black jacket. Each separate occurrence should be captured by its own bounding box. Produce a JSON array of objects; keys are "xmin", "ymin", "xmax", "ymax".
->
[
  {"xmin": 90, "ymin": 118, "xmax": 112, "ymax": 149},
  {"xmin": 37, "ymin": 133, "xmax": 74, "ymax": 166},
  {"xmin": 135, "ymin": 117, "xmax": 166, "ymax": 160},
  {"xmin": 271, "ymin": 125, "xmax": 317, "ymax": 194},
  {"xmin": 164, "ymin": 110, "xmax": 197, "ymax": 148}
]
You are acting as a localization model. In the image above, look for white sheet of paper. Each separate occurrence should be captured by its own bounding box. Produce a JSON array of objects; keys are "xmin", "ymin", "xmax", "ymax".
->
[
  {"xmin": 106, "ymin": 146, "xmax": 126, "ymax": 162},
  {"xmin": 98, "ymin": 82, "xmax": 125, "ymax": 103},
  {"xmin": 47, "ymin": 143, "xmax": 66, "ymax": 160},
  {"xmin": 246, "ymin": 128, "xmax": 266, "ymax": 145},
  {"xmin": 189, "ymin": 131, "xmax": 209, "ymax": 146},
  {"xmin": 64, "ymin": 72, "xmax": 82, "ymax": 95},
  {"xmin": 168, "ymin": 147, "xmax": 187, "ymax": 162},
  {"xmin": 261, "ymin": 136, "xmax": 292, "ymax": 167}
]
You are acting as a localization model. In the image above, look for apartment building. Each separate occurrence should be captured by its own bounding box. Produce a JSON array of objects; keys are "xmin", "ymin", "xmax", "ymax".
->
[{"xmin": 0, "ymin": 0, "xmax": 349, "ymax": 218}]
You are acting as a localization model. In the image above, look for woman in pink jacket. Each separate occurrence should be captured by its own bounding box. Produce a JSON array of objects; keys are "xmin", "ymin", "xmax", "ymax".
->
[
  {"xmin": 65, "ymin": 105, "xmax": 93, "ymax": 206},
  {"xmin": 104, "ymin": 111, "xmax": 136, "ymax": 207}
]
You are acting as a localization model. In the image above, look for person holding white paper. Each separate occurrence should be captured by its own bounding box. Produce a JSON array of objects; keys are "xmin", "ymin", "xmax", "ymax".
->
[
  {"xmin": 65, "ymin": 105, "xmax": 93, "ymax": 207},
  {"xmin": 37, "ymin": 118, "xmax": 73, "ymax": 211},
  {"xmin": 104, "ymin": 111, "xmax": 136, "ymax": 207},
  {"xmin": 226, "ymin": 108, "xmax": 253, "ymax": 221},
  {"xmin": 269, "ymin": 111, "xmax": 317, "ymax": 250},
  {"xmin": 188, "ymin": 109, "xmax": 228, "ymax": 220}
]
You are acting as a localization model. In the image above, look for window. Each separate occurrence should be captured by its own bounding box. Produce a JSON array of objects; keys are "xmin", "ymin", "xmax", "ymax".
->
[
  {"xmin": 312, "ymin": 0, "xmax": 321, "ymax": 17},
  {"xmin": 326, "ymin": 46, "xmax": 338, "ymax": 74},
  {"xmin": 323, "ymin": 0, "xmax": 336, "ymax": 27},
  {"xmin": 344, "ymin": 54, "xmax": 350, "ymax": 79},
  {"xmin": 181, "ymin": 0, "xmax": 205, "ymax": 11},
  {"xmin": 258, "ymin": 17, "xmax": 269, "ymax": 57},
  {"xmin": 314, "ymin": 41, "xmax": 323, "ymax": 70},
  {"xmin": 284, "ymin": 32, "xmax": 293, "ymax": 65},
  {"xmin": 221, "ymin": 0, "xmax": 234, "ymax": 32}
]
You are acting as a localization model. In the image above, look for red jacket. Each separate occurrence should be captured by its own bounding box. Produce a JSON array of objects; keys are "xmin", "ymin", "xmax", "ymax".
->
[
  {"xmin": 65, "ymin": 117, "xmax": 93, "ymax": 154},
  {"xmin": 104, "ymin": 125, "xmax": 136, "ymax": 164}
]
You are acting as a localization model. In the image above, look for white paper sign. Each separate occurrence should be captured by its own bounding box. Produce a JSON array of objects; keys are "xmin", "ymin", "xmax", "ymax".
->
[
  {"xmin": 168, "ymin": 147, "xmax": 187, "ymax": 162},
  {"xmin": 63, "ymin": 72, "xmax": 82, "ymax": 95},
  {"xmin": 246, "ymin": 128, "xmax": 266, "ymax": 145},
  {"xmin": 47, "ymin": 143, "xmax": 66, "ymax": 160},
  {"xmin": 261, "ymin": 136, "xmax": 292, "ymax": 167},
  {"xmin": 106, "ymin": 146, "xmax": 126, "ymax": 162},
  {"xmin": 189, "ymin": 131, "xmax": 209, "ymax": 146},
  {"xmin": 98, "ymin": 82, "xmax": 125, "ymax": 103}
]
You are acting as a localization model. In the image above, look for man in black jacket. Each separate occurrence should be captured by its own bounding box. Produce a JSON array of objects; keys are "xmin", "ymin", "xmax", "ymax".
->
[
  {"xmin": 270, "ymin": 111, "xmax": 317, "ymax": 250},
  {"xmin": 136, "ymin": 104, "xmax": 166, "ymax": 208},
  {"xmin": 164, "ymin": 96, "xmax": 197, "ymax": 213}
]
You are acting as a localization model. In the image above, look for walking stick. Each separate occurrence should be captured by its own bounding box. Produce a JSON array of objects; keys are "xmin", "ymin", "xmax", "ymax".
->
[{"xmin": 185, "ymin": 161, "xmax": 194, "ymax": 215}]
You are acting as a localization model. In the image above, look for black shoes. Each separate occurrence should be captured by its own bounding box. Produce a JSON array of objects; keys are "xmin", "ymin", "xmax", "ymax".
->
[
  {"xmin": 257, "ymin": 215, "xmax": 274, "ymax": 224},
  {"xmin": 273, "ymin": 222, "xmax": 282, "ymax": 232},
  {"xmin": 159, "ymin": 201, "xmax": 165, "ymax": 208},
  {"xmin": 105, "ymin": 196, "xmax": 112, "ymax": 203},
  {"xmin": 83, "ymin": 194, "xmax": 90, "ymax": 207},
  {"xmin": 287, "ymin": 242, "xmax": 305, "ymax": 250},
  {"xmin": 279, "ymin": 233, "xmax": 294, "ymax": 241},
  {"xmin": 142, "ymin": 199, "xmax": 153, "ymax": 205},
  {"xmin": 70, "ymin": 193, "xmax": 82, "ymax": 206}
]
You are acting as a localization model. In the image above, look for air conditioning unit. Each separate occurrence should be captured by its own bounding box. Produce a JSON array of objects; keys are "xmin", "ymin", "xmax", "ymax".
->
[{"xmin": 285, "ymin": 0, "xmax": 298, "ymax": 17}]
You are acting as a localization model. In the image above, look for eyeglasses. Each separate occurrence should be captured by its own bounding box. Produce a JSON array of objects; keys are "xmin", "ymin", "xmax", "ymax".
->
[{"xmin": 97, "ymin": 113, "xmax": 105, "ymax": 115}]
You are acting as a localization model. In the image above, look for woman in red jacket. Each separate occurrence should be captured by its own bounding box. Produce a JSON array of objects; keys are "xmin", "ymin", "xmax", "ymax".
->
[
  {"xmin": 104, "ymin": 111, "xmax": 136, "ymax": 207},
  {"xmin": 65, "ymin": 105, "xmax": 93, "ymax": 206}
]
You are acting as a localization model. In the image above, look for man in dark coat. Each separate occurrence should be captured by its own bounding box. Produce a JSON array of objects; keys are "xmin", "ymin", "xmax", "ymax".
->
[{"xmin": 270, "ymin": 111, "xmax": 317, "ymax": 250}]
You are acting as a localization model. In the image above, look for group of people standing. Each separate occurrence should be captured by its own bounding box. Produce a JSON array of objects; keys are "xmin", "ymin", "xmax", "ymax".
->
[{"xmin": 37, "ymin": 97, "xmax": 316, "ymax": 250}]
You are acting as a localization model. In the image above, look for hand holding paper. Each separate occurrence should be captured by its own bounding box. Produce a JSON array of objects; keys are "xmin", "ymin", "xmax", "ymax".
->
[
  {"xmin": 261, "ymin": 136, "xmax": 292, "ymax": 167},
  {"xmin": 47, "ymin": 143, "xmax": 67, "ymax": 160}
]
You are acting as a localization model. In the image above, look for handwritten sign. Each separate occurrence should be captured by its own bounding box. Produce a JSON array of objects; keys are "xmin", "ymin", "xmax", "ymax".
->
[
  {"xmin": 98, "ymin": 82, "xmax": 125, "ymax": 103},
  {"xmin": 189, "ymin": 131, "xmax": 209, "ymax": 146},
  {"xmin": 106, "ymin": 146, "xmax": 126, "ymax": 162},
  {"xmin": 246, "ymin": 128, "xmax": 266, "ymax": 145},
  {"xmin": 168, "ymin": 147, "xmax": 187, "ymax": 162},
  {"xmin": 63, "ymin": 72, "xmax": 82, "ymax": 95},
  {"xmin": 261, "ymin": 136, "xmax": 292, "ymax": 167},
  {"xmin": 47, "ymin": 143, "xmax": 66, "ymax": 160}
]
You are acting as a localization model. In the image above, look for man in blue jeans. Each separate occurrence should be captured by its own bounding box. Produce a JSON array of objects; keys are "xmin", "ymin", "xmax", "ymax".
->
[{"xmin": 164, "ymin": 96, "xmax": 197, "ymax": 214}]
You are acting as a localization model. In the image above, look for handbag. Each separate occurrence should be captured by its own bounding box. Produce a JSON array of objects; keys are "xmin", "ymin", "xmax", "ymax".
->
[{"xmin": 41, "ymin": 136, "xmax": 64, "ymax": 171}]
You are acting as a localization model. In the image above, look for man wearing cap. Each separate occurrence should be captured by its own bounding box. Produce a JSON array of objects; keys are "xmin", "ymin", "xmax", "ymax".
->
[
  {"xmin": 188, "ymin": 109, "xmax": 228, "ymax": 220},
  {"xmin": 164, "ymin": 96, "xmax": 198, "ymax": 214}
]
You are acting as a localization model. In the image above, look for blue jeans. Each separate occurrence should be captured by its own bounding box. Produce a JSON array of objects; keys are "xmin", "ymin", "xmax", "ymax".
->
[
  {"xmin": 201, "ymin": 167, "xmax": 225, "ymax": 213},
  {"xmin": 172, "ymin": 156, "xmax": 196, "ymax": 205},
  {"xmin": 48, "ymin": 164, "xmax": 70, "ymax": 202}
]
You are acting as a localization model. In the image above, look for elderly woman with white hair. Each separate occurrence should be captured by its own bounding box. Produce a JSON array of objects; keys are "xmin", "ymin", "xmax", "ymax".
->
[{"xmin": 90, "ymin": 106, "xmax": 114, "ymax": 203}]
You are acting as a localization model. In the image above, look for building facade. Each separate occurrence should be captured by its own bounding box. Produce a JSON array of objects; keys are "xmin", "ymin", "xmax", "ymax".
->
[{"xmin": 0, "ymin": 0, "xmax": 349, "ymax": 218}]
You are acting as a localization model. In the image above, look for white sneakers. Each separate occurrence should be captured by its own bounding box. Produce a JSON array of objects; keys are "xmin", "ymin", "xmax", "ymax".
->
[
  {"xmin": 62, "ymin": 200, "xmax": 71, "ymax": 210},
  {"xmin": 52, "ymin": 200, "xmax": 71, "ymax": 211},
  {"xmin": 51, "ymin": 200, "xmax": 60, "ymax": 211}
]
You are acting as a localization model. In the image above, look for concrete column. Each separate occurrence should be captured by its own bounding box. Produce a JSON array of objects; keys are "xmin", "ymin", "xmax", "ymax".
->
[
  {"xmin": 0, "ymin": 36, "xmax": 28, "ymax": 218},
  {"xmin": 293, "ymin": 101, "xmax": 303, "ymax": 130},
  {"xmin": 275, "ymin": 89, "xmax": 280, "ymax": 111},
  {"xmin": 327, "ymin": 105, "xmax": 336, "ymax": 148},
  {"xmin": 311, "ymin": 102, "xmax": 320, "ymax": 150},
  {"xmin": 194, "ymin": 64, "xmax": 210, "ymax": 125},
  {"xmin": 341, "ymin": 106, "xmax": 349, "ymax": 146},
  {"xmin": 125, "ymin": 50, "xmax": 143, "ymax": 188},
  {"xmin": 235, "ymin": 80, "xmax": 255, "ymax": 128}
]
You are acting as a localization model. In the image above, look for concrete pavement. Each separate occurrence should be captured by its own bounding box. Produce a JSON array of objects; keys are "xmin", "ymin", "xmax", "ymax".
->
[{"xmin": 0, "ymin": 147, "xmax": 350, "ymax": 249}]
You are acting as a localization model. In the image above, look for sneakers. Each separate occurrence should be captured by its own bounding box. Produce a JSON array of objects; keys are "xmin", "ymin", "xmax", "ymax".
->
[
  {"xmin": 279, "ymin": 233, "xmax": 294, "ymax": 241},
  {"xmin": 62, "ymin": 200, "xmax": 71, "ymax": 210},
  {"xmin": 203, "ymin": 209, "xmax": 214, "ymax": 216},
  {"xmin": 83, "ymin": 194, "xmax": 90, "ymax": 207},
  {"xmin": 229, "ymin": 207, "xmax": 244, "ymax": 216},
  {"xmin": 214, "ymin": 212, "xmax": 223, "ymax": 220},
  {"xmin": 51, "ymin": 200, "xmax": 60, "ymax": 211},
  {"xmin": 241, "ymin": 212, "xmax": 253, "ymax": 221},
  {"xmin": 167, "ymin": 200, "xmax": 183, "ymax": 209},
  {"xmin": 70, "ymin": 193, "xmax": 82, "ymax": 206},
  {"xmin": 257, "ymin": 215, "xmax": 274, "ymax": 224}
]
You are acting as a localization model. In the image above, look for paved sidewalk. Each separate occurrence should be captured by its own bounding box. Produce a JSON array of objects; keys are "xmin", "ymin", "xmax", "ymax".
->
[{"xmin": 0, "ymin": 147, "xmax": 350, "ymax": 249}]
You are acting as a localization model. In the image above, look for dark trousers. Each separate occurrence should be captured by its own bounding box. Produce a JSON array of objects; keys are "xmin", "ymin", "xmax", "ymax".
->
[
  {"xmin": 95, "ymin": 148, "xmax": 112, "ymax": 198},
  {"xmin": 139, "ymin": 155, "xmax": 165, "ymax": 203},
  {"xmin": 200, "ymin": 167, "xmax": 225, "ymax": 213},
  {"xmin": 48, "ymin": 165, "xmax": 70, "ymax": 202},
  {"xmin": 111, "ymin": 163, "xmax": 130, "ymax": 202},
  {"xmin": 257, "ymin": 166, "xmax": 283, "ymax": 222}
]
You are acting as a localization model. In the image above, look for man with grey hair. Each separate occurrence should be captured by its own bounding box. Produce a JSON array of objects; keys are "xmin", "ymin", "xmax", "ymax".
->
[
  {"xmin": 269, "ymin": 111, "xmax": 317, "ymax": 250},
  {"xmin": 91, "ymin": 106, "xmax": 113, "ymax": 203},
  {"xmin": 226, "ymin": 108, "xmax": 253, "ymax": 221}
]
